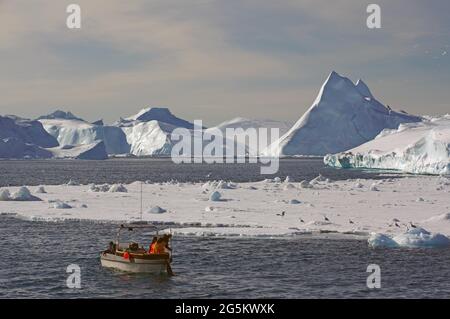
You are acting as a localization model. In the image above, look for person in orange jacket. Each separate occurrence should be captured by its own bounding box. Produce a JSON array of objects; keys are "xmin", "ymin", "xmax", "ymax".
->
[{"xmin": 148, "ymin": 237, "xmax": 158, "ymax": 254}]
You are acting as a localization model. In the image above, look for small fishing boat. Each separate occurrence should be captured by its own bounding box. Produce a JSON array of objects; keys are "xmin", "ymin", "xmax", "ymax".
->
[{"xmin": 100, "ymin": 223, "xmax": 174, "ymax": 275}]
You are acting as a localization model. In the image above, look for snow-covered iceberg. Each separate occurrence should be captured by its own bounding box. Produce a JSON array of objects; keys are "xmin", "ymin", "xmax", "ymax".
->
[
  {"xmin": 263, "ymin": 71, "xmax": 422, "ymax": 156},
  {"xmin": 324, "ymin": 115, "xmax": 450, "ymax": 175},
  {"xmin": 368, "ymin": 227, "xmax": 450, "ymax": 248},
  {"xmin": 116, "ymin": 107, "xmax": 197, "ymax": 129},
  {"xmin": 0, "ymin": 115, "xmax": 59, "ymax": 159},
  {"xmin": 39, "ymin": 111, "xmax": 129, "ymax": 155},
  {"xmin": 120, "ymin": 120, "xmax": 176, "ymax": 156}
]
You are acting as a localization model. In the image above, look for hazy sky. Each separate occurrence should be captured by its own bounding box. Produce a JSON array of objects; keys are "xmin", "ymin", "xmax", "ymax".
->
[{"xmin": 0, "ymin": 0, "xmax": 449, "ymax": 126}]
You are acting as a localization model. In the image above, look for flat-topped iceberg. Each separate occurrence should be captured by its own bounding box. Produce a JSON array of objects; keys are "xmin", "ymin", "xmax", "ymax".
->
[{"xmin": 325, "ymin": 115, "xmax": 450, "ymax": 175}]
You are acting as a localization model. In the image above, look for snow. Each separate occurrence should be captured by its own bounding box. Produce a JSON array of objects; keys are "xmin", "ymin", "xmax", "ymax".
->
[
  {"xmin": 263, "ymin": 71, "xmax": 422, "ymax": 156},
  {"xmin": 324, "ymin": 115, "xmax": 450, "ymax": 175},
  {"xmin": 2, "ymin": 175, "xmax": 449, "ymax": 239}
]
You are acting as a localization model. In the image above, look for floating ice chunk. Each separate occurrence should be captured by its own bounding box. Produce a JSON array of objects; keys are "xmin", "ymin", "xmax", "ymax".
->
[
  {"xmin": 368, "ymin": 233, "xmax": 399, "ymax": 248},
  {"xmin": 273, "ymin": 177, "xmax": 281, "ymax": 183},
  {"xmin": 11, "ymin": 187, "xmax": 41, "ymax": 201},
  {"xmin": 284, "ymin": 176, "xmax": 291, "ymax": 183},
  {"xmin": 108, "ymin": 184, "xmax": 128, "ymax": 193},
  {"xmin": 209, "ymin": 191, "xmax": 222, "ymax": 202},
  {"xmin": 369, "ymin": 227, "xmax": 450, "ymax": 248},
  {"xmin": 147, "ymin": 206, "xmax": 167, "ymax": 214},
  {"xmin": 354, "ymin": 182, "xmax": 364, "ymax": 188},
  {"xmin": 299, "ymin": 180, "xmax": 313, "ymax": 188},
  {"xmin": 369, "ymin": 183, "xmax": 379, "ymax": 191},
  {"xmin": 263, "ymin": 178, "xmax": 273, "ymax": 183},
  {"xmin": 52, "ymin": 201, "xmax": 72, "ymax": 209},
  {"xmin": 0, "ymin": 189, "xmax": 11, "ymax": 201},
  {"xmin": 393, "ymin": 228, "xmax": 450, "ymax": 248},
  {"xmin": 36, "ymin": 186, "xmax": 47, "ymax": 194}
]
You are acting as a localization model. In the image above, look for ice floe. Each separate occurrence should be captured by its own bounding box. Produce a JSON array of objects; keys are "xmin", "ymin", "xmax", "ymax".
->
[{"xmin": 368, "ymin": 227, "xmax": 450, "ymax": 248}]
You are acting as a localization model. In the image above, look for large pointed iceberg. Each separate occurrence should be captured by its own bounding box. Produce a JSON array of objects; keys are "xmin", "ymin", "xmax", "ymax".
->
[{"xmin": 263, "ymin": 71, "xmax": 422, "ymax": 156}]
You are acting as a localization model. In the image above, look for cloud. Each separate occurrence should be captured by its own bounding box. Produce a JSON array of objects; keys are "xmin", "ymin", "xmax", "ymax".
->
[{"xmin": 0, "ymin": 0, "xmax": 449, "ymax": 124}]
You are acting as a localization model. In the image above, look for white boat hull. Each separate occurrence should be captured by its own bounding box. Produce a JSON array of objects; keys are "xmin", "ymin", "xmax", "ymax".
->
[{"xmin": 100, "ymin": 253, "xmax": 168, "ymax": 274}]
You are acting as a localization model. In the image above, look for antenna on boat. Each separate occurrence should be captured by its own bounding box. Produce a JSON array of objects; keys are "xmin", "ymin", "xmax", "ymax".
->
[{"xmin": 140, "ymin": 181, "xmax": 143, "ymax": 221}]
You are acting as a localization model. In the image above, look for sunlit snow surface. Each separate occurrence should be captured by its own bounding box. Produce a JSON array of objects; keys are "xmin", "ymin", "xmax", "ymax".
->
[
  {"xmin": 325, "ymin": 115, "xmax": 450, "ymax": 175},
  {"xmin": 1, "ymin": 175, "xmax": 449, "ymax": 247}
]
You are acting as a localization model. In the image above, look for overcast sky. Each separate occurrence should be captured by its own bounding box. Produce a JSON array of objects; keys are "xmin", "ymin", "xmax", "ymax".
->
[{"xmin": 0, "ymin": 0, "xmax": 448, "ymax": 126}]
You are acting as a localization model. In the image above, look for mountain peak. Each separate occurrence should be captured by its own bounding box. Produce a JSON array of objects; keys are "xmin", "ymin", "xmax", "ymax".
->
[
  {"xmin": 38, "ymin": 110, "xmax": 83, "ymax": 121},
  {"xmin": 127, "ymin": 107, "xmax": 173, "ymax": 122},
  {"xmin": 312, "ymin": 71, "xmax": 357, "ymax": 106},
  {"xmin": 355, "ymin": 79, "xmax": 373, "ymax": 98},
  {"xmin": 121, "ymin": 107, "xmax": 198, "ymax": 129}
]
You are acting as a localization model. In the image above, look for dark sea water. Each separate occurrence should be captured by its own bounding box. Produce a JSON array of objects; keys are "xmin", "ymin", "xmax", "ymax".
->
[
  {"xmin": 0, "ymin": 158, "xmax": 399, "ymax": 187},
  {"xmin": 1, "ymin": 216, "xmax": 450, "ymax": 299}
]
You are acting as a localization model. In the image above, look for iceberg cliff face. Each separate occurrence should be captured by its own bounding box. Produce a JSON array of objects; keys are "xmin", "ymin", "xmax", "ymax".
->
[
  {"xmin": 0, "ymin": 115, "xmax": 58, "ymax": 149},
  {"xmin": 264, "ymin": 71, "xmax": 422, "ymax": 156},
  {"xmin": 115, "ymin": 107, "xmax": 199, "ymax": 156},
  {"xmin": 39, "ymin": 118, "xmax": 130, "ymax": 155},
  {"xmin": 0, "ymin": 115, "xmax": 58, "ymax": 158},
  {"xmin": 121, "ymin": 121, "xmax": 174, "ymax": 156},
  {"xmin": 324, "ymin": 115, "xmax": 450, "ymax": 175}
]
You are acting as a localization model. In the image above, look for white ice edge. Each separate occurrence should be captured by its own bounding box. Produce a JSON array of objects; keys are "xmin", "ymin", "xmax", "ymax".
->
[{"xmin": 1, "ymin": 175, "xmax": 450, "ymax": 246}]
